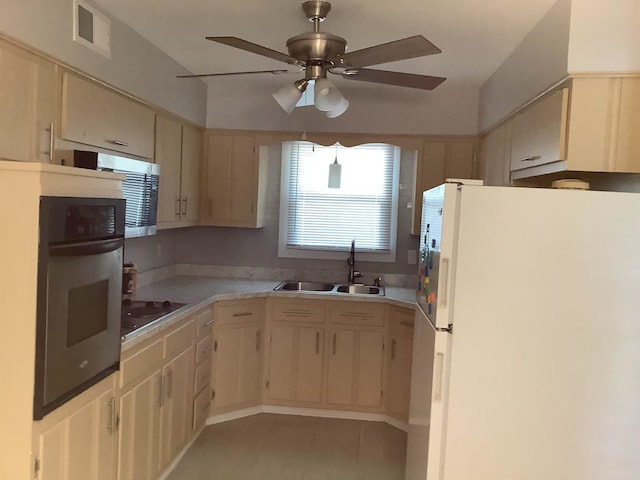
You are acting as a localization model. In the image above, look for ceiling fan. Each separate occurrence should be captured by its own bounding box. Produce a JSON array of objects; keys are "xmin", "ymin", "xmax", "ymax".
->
[{"xmin": 179, "ymin": 0, "xmax": 446, "ymax": 117}]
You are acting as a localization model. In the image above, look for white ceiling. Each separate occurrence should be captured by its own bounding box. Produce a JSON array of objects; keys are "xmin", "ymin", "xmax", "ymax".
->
[{"xmin": 92, "ymin": 0, "xmax": 559, "ymax": 96}]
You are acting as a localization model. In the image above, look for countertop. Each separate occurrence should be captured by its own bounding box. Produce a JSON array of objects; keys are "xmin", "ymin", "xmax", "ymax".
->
[{"xmin": 122, "ymin": 276, "xmax": 416, "ymax": 351}]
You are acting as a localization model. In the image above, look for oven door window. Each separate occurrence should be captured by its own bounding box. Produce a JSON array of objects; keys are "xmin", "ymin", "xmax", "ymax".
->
[{"xmin": 67, "ymin": 279, "xmax": 109, "ymax": 347}]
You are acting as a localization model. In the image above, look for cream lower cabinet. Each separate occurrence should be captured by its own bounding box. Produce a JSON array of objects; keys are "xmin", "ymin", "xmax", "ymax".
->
[
  {"xmin": 325, "ymin": 303, "xmax": 386, "ymax": 410},
  {"xmin": 211, "ymin": 300, "xmax": 264, "ymax": 413},
  {"xmin": 386, "ymin": 307, "xmax": 414, "ymax": 421},
  {"xmin": 0, "ymin": 38, "xmax": 55, "ymax": 163},
  {"xmin": 159, "ymin": 346, "xmax": 195, "ymax": 470},
  {"xmin": 32, "ymin": 376, "xmax": 118, "ymax": 480}
]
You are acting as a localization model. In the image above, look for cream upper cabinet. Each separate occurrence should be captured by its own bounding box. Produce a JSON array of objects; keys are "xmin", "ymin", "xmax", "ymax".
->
[
  {"xmin": 211, "ymin": 300, "xmax": 264, "ymax": 414},
  {"xmin": 478, "ymin": 119, "xmax": 513, "ymax": 186},
  {"xmin": 386, "ymin": 306, "xmax": 414, "ymax": 421},
  {"xmin": 412, "ymin": 140, "xmax": 475, "ymax": 235},
  {"xmin": 201, "ymin": 133, "xmax": 267, "ymax": 228},
  {"xmin": 32, "ymin": 376, "xmax": 117, "ymax": 480},
  {"xmin": 156, "ymin": 116, "xmax": 202, "ymax": 228},
  {"xmin": 61, "ymin": 72, "xmax": 155, "ymax": 159},
  {"xmin": 0, "ymin": 39, "xmax": 55, "ymax": 163},
  {"xmin": 156, "ymin": 114, "xmax": 183, "ymax": 225},
  {"xmin": 511, "ymin": 76, "xmax": 640, "ymax": 179}
]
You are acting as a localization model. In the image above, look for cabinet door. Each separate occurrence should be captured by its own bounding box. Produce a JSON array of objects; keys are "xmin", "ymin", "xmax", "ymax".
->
[
  {"xmin": 267, "ymin": 324, "xmax": 296, "ymax": 401},
  {"xmin": 212, "ymin": 327, "xmax": 241, "ymax": 409},
  {"xmin": 180, "ymin": 124, "xmax": 202, "ymax": 223},
  {"xmin": 479, "ymin": 120, "xmax": 512, "ymax": 186},
  {"xmin": 510, "ymin": 88, "xmax": 568, "ymax": 171},
  {"xmin": 203, "ymin": 134, "xmax": 261, "ymax": 227},
  {"xmin": 238, "ymin": 324, "xmax": 262, "ymax": 405},
  {"xmin": 160, "ymin": 346, "xmax": 195, "ymax": 469},
  {"xmin": 356, "ymin": 330, "xmax": 384, "ymax": 408},
  {"xmin": 33, "ymin": 380, "xmax": 117, "ymax": 480},
  {"xmin": 326, "ymin": 328, "xmax": 356, "ymax": 406},
  {"xmin": 155, "ymin": 114, "xmax": 183, "ymax": 225},
  {"xmin": 297, "ymin": 327, "xmax": 324, "ymax": 403},
  {"xmin": 61, "ymin": 72, "xmax": 155, "ymax": 158},
  {"xmin": 118, "ymin": 370, "xmax": 162, "ymax": 480},
  {"xmin": 387, "ymin": 335, "xmax": 413, "ymax": 419},
  {"xmin": 0, "ymin": 41, "xmax": 55, "ymax": 163}
]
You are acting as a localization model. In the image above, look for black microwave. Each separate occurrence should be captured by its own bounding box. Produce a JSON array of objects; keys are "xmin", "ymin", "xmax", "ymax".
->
[{"xmin": 74, "ymin": 150, "xmax": 160, "ymax": 237}]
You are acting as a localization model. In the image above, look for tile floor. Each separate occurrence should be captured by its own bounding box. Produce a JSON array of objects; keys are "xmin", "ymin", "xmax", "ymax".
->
[{"xmin": 167, "ymin": 414, "xmax": 407, "ymax": 480}]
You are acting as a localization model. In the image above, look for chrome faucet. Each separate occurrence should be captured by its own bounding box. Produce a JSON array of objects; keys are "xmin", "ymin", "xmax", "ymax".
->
[{"xmin": 347, "ymin": 239, "xmax": 363, "ymax": 284}]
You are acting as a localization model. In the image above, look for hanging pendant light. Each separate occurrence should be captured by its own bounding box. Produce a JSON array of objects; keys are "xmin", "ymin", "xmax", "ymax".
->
[{"xmin": 328, "ymin": 146, "xmax": 342, "ymax": 188}]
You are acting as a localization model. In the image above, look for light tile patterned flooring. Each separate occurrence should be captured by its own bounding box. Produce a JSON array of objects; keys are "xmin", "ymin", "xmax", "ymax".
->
[{"xmin": 167, "ymin": 414, "xmax": 407, "ymax": 480}]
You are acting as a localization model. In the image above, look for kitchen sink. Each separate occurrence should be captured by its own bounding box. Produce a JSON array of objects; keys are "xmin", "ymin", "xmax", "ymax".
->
[
  {"xmin": 274, "ymin": 281, "xmax": 385, "ymax": 296},
  {"xmin": 335, "ymin": 284, "xmax": 384, "ymax": 295},
  {"xmin": 274, "ymin": 281, "xmax": 336, "ymax": 292}
]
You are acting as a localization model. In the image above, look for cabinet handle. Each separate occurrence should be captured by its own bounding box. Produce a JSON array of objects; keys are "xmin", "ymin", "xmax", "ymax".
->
[
  {"xmin": 332, "ymin": 333, "xmax": 337, "ymax": 355},
  {"xmin": 158, "ymin": 375, "xmax": 165, "ymax": 407},
  {"xmin": 182, "ymin": 198, "xmax": 188, "ymax": 218},
  {"xmin": 205, "ymin": 319, "xmax": 214, "ymax": 327},
  {"xmin": 433, "ymin": 353, "xmax": 445, "ymax": 402},
  {"xmin": 110, "ymin": 139, "xmax": 129, "ymax": 147},
  {"xmin": 166, "ymin": 369, "xmax": 173, "ymax": 399},
  {"xmin": 106, "ymin": 397, "xmax": 116, "ymax": 434},
  {"xmin": 391, "ymin": 338, "xmax": 396, "ymax": 361},
  {"xmin": 521, "ymin": 155, "xmax": 541, "ymax": 162},
  {"xmin": 315, "ymin": 331, "xmax": 320, "ymax": 354},
  {"xmin": 232, "ymin": 312, "xmax": 253, "ymax": 317},
  {"xmin": 175, "ymin": 198, "xmax": 181, "ymax": 217},
  {"xmin": 256, "ymin": 330, "xmax": 261, "ymax": 351},
  {"xmin": 45, "ymin": 122, "xmax": 54, "ymax": 162}
]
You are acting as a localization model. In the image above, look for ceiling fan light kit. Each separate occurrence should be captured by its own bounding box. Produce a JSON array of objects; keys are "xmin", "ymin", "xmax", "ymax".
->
[{"xmin": 187, "ymin": 0, "xmax": 446, "ymax": 118}]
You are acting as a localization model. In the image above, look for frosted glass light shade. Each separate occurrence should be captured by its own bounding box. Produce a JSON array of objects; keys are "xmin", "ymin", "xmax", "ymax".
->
[
  {"xmin": 314, "ymin": 77, "xmax": 343, "ymax": 112},
  {"xmin": 325, "ymin": 97, "xmax": 349, "ymax": 118},
  {"xmin": 273, "ymin": 81, "xmax": 307, "ymax": 114}
]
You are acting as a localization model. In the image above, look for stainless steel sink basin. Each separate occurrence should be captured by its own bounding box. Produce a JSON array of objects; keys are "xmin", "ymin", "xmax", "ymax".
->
[
  {"xmin": 274, "ymin": 281, "xmax": 336, "ymax": 292},
  {"xmin": 335, "ymin": 284, "xmax": 384, "ymax": 295}
]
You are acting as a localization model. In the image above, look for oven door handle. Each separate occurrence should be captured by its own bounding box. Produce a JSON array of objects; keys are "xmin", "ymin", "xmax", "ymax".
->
[{"xmin": 49, "ymin": 238, "xmax": 124, "ymax": 256}]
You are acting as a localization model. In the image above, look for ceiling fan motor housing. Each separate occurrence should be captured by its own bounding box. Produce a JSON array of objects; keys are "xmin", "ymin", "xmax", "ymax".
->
[{"xmin": 286, "ymin": 31, "xmax": 346, "ymax": 65}]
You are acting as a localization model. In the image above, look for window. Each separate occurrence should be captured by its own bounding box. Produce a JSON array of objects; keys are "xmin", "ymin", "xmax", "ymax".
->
[{"xmin": 279, "ymin": 141, "xmax": 400, "ymax": 261}]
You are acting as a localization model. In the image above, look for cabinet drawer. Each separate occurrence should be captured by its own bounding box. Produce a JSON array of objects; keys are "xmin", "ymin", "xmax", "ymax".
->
[
  {"xmin": 390, "ymin": 307, "xmax": 415, "ymax": 336},
  {"xmin": 120, "ymin": 338, "xmax": 163, "ymax": 391},
  {"xmin": 196, "ymin": 306, "xmax": 214, "ymax": 339},
  {"xmin": 194, "ymin": 359, "xmax": 211, "ymax": 396},
  {"xmin": 329, "ymin": 303, "xmax": 385, "ymax": 327},
  {"xmin": 195, "ymin": 335, "xmax": 213, "ymax": 365},
  {"xmin": 216, "ymin": 300, "xmax": 263, "ymax": 326},
  {"xmin": 193, "ymin": 386, "xmax": 211, "ymax": 431},
  {"xmin": 271, "ymin": 301, "xmax": 324, "ymax": 323},
  {"xmin": 164, "ymin": 319, "xmax": 196, "ymax": 360}
]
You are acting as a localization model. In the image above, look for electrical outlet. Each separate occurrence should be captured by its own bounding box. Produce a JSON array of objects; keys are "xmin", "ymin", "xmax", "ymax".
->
[{"xmin": 407, "ymin": 249, "xmax": 417, "ymax": 265}]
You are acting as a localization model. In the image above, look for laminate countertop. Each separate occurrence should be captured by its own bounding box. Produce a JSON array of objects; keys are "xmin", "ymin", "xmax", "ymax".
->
[{"xmin": 122, "ymin": 276, "xmax": 416, "ymax": 351}]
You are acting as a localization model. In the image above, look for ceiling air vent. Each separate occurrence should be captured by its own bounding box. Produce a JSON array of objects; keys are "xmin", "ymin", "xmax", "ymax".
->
[{"xmin": 73, "ymin": 1, "xmax": 111, "ymax": 58}]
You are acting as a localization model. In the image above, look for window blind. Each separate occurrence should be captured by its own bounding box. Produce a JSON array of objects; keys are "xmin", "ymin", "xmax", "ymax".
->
[{"xmin": 284, "ymin": 141, "xmax": 397, "ymax": 253}]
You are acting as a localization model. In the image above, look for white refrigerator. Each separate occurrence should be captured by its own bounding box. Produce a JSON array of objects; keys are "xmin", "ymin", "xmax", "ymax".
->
[{"xmin": 406, "ymin": 181, "xmax": 640, "ymax": 480}]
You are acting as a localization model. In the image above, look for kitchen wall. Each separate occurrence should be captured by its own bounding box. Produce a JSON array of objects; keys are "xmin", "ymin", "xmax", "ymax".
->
[
  {"xmin": 0, "ymin": 0, "xmax": 206, "ymax": 125},
  {"xmin": 477, "ymin": 0, "xmax": 570, "ymax": 132},
  {"xmin": 127, "ymin": 143, "xmax": 420, "ymax": 283}
]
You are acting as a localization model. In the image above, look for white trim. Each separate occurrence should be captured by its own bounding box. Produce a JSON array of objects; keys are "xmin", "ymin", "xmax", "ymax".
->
[{"xmin": 205, "ymin": 405, "xmax": 408, "ymax": 432}]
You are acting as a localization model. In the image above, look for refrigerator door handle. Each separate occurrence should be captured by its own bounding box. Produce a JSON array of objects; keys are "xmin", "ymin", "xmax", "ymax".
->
[
  {"xmin": 439, "ymin": 258, "xmax": 450, "ymax": 308},
  {"xmin": 433, "ymin": 352, "xmax": 445, "ymax": 402}
]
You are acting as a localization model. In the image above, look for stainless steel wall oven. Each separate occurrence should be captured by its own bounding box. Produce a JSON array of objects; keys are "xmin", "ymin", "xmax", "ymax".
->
[{"xmin": 34, "ymin": 196, "xmax": 125, "ymax": 420}]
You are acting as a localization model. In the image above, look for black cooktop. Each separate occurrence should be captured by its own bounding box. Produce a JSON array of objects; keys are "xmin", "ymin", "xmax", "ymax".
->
[{"xmin": 121, "ymin": 299, "xmax": 186, "ymax": 338}]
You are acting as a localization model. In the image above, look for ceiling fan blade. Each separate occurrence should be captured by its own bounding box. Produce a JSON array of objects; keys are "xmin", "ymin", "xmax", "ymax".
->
[
  {"xmin": 336, "ymin": 35, "xmax": 441, "ymax": 69},
  {"xmin": 177, "ymin": 69, "xmax": 289, "ymax": 79},
  {"xmin": 336, "ymin": 68, "xmax": 446, "ymax": 90},
  {"xmin": 206, "ymin": 36, "xmax": 300, "ymax": 65}
]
